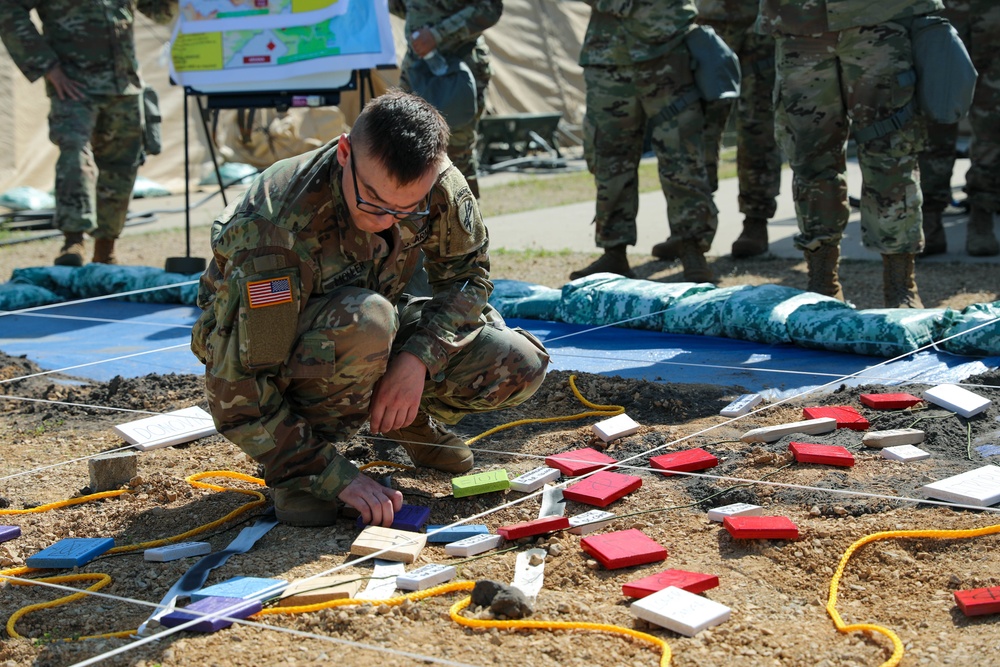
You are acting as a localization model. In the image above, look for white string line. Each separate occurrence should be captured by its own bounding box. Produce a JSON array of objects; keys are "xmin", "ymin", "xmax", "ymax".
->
[
  {"xmin": 0, "ymin": 343, "xmax": 192, "ymax": 385},
  {"xmin": 10, "ymin": 311, "xmax": 196, "ymax": 329},
  {"xmin": 0, "ymin": 279, "xmax": 200, "ymax": 318}
]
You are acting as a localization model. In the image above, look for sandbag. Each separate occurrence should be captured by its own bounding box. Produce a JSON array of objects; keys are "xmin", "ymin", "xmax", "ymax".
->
[
  {"xmin": 659, "ymin": 285, "xmax": 751, "ymax": 338},
  {"xmin": 0, "ymin": 282, "xmax": 63, "ymax": 311},
  {"xmin": 939, "ymin": 302, "xmax": 1000, "ymax": 357},
  {"xmin": 558, "ymin": 274, "xmax": 714, "ymax": 330},
  {"xmin": 786, "ymin": 307, "xmax": 957, "ymax": 357},
  {"xmin": 489, "ymin": 279, "xmax": 561, "ymax": 321},
  {"xmin": 721, "ymin": 285, "xmax": 848, "ymax": 345}
]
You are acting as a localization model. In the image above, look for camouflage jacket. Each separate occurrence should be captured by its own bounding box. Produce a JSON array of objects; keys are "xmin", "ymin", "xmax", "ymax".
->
[
  {"xmin": 695, "ymin": 0, "xmax": 758, "ymax": 23},
  {"xmin": 0, "ymin": 0, "xmax": 176, "ymax": 96},
  {"xmin": 191, "ymin": 138, "xmax": 491, "ymax": 475},
  {"xmin": 578, "ymin": 0, "xmax": 698, "ymax": 67},
  {"xmin": 758, "ymin": 0, "xmax": 944, "ymax": 35},
  {"xmin": 388, "ymin": 0, "xmax": 502, "ymax": 55}
]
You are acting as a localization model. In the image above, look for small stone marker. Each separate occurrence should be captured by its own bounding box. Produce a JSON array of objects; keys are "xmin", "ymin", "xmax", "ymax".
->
[
  {"xmin": 445, "ymin": 533, "xmax": 503, "ymax": 557},
  {"xmin": 923, "ymin": 383, "xmax": 992, "ymax": 418},
  {"xmin": 452, "ymin": 469, "xmax": 510, "ymax": 498},
  {"xmin": 954, "ymin": 586, "xmax": 1000, "ymax": 617},
  {"xmin": 26, "ymin": 537, "xmax": 115, "ymax": 569},
  {"xmin": 425, "ymin": 524, "xmax": 489, "ymax": 543},
  {"xmin": 357, "ymin": 504, "xmax": 430, "ymax": 532},
  {"xmin": 802, "ymin": 406, "xmax": 869, "ymax": 430},
  {"xmin": 498, "ymin": 516, "xmax": 570, "ymax": 540},
  {"xmin": 630, "ymin": 586, "xmax": 730, "ymax": 636},
  {"xmin": 920, "ymin": 465, "xmax": 1000, "ymax": 507},
  {"xmin": 509, "ymin": 466, "xmax": 561, "ymax": 493},
  {"xmin": 563, "ymin": 470, "xmax": 642, "ymax": 508},
  {"xmin": 706, "ymin": 503, "xmax": 763, "ymax": 523},
  {"xmin": 113, "ymin": 405, "xmax": 218, "ymax": 451},
  {"xmin": 396, "ymin": 563, "xmax": 457, "ymax": 591},
  {"xmin": 160, "ymin": 596, "xmax": 261, "ymax": 632},
  {"xmin": 862, "ymin": 428, "xmax": 925, "ymax": 448},
  {"xmin": 278, "ymin": 576, "xmax": 363, "ymax": 606},
  {"xmin": 723, "ymin": 516, "xmax": 799, "ymax": 540},
  {"xmin": 741, "ymin": 417, "xmax": 837, "ymax": 443},
  {"xmin": 580, "ymin": 529, "xmax": 667, "ymax": 569},
  {"xmin": 593, "ymin": 413, "xmax": 640, "ymax": 442},
  {"xmin": 351, "ymin": 526, "xmax": 427, "ymax": 563},
  {"xmin": 88, "ymin": 450, "xmax": 138, "ymax": 492},
  {"xmin": 545, "ymin": 447, "xmax": 617, "ymax": 476},
  {"xmin": 789, "ymin": 442, "xmax": 855, "ymax": 467},
  {"xmin": 192, "ymin": 576, "xmax": 287, "ymax": 602},
  {"xmin": 144, "ymin": 541, "xmax": 211, "ymax": 562},
  {"xmin": 622, "ymin": 569, "xmax": 720, "ymax": 598},
  {"xmin": 649, "ymin": 448, "xmax": 718, "ymax": 476},
  {"xmin": 0, "ymin": 526, "xmax": 21, "ymax": 543},
  {"xmin": 361, "ymin": 560, "xmax": 405, "ymax": 600},
  {"xmin": 512, "ymin": 547, "xmax": 547, "ymax": 603},
  {"xmin": 720, "ymin": 393, "xmax": 762, "ymax": 417},
  {"xmin": 880, "ymin": 445, "xmax": 931, "ymax": 462},
  {"xmin": 859, "ymin": 393, "xmax": 922, "ymax": 410},
  {"xmin": 568, "ymin": 509, "xmax": 616, "ymax": 535}
]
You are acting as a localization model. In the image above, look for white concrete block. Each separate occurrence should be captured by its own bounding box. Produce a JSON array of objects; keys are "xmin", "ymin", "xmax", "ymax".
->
[
  {"xmin": 593, "ymin": 414, "xmax": 641, "ymax": 442},
  {"xmin": 920, "ymin": 466, "xmax": 1000, "ymax": 507},
  {"xmin": 923, "ymin": 384, "xmax": 991, "ymax": 418},
  {"xmin": 395, "ymin": 564, "xmax": 457, "ymax": 591},
  {"xmin": 445, "ymin": 533, "xmax": 503, "ymax": 557},
  {"xmin": 509, "ymin": 466, "xmax": 561, "ymax": 493},
  {"xmin": 706, "ymin": 503, "xmax": 763, "ymax": 522},
  {"xmin": 880, "ymin": 445, "xmax": 931, "ymax": 462},
  {"xmin": 862, "ymin": 428, "xmax": 925, "ymax": 448},
  {"xmin": 568, "ymin": 509, "xmax": 615, "ymax": 535},
  {"xmin": 630, "ymin": 586, "xmax": 731, "ymax": 637},
  {"xmin": 720, "ymin": 393, "xmax": 762, "ymax": 417},
  {"xmin": 740, "ymin": 417, "xmax": 837, "ymax": 443},
  {"xmin": 144, "ymin": 541, "xmax": 211, "ymax": 562}
]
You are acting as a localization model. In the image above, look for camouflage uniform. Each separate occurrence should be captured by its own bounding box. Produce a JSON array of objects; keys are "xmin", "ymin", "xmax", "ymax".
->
[
  {"xmin": 190, "ymin": 138, "xmax": 549, "ymax": 501},
  {"xmin": 0, "ymin": 0, "xmax": 176, "ymax": 240},
  {"xmin": 390, "ymin": 0, "xmax": 501, "ymax": 189}
]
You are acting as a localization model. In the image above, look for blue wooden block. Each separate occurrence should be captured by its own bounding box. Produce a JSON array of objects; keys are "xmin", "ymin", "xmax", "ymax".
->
[
  {"xmin": 25, "ymin": 537, "xmax": 115, "ymax": 569},
  {"xmin": 191, "ymin": 576, "xmax": 287, "ymax": 602},
  {"xmin": 356, "ymin": 504, "xmax": 431, "ymax": 533},
  {"xmin": 425, "ymin": 524, "xmax": 489, "ymax": 543},
  {"xmin": 160, "ymin": 596, "xmax": 262, "ymax": 632},
  {"xmin": 0, "ymin": 526, "xmax": 21, "ymax": 544}
]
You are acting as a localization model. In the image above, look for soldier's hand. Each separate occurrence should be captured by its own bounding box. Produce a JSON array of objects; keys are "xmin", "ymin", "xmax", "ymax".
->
[
  {"xmin": 338, "ymin": 475, "xmax": 403, "ymax": 528},
  {"xmin": 370, "ymin": 352, "xmax": 426, "ymax": 434},
  {"xmin": 409, "ymin": 27, "xmax": 438, "ymax": 58},
  {"xmin": 44, "ymin": 64, "xmax": 85, "ymax": 101}
]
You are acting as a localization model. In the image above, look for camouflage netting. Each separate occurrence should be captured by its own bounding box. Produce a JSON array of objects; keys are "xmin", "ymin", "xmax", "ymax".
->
[{"xmin": 1, "ymin": 265, "xmax": 199, "ymax": 310}]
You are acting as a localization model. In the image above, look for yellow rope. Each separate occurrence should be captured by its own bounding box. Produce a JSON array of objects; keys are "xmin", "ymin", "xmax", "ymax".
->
[
  {"xmin": 4, "ymin": 574, "xmax": 134, "ymax": 641},
  {"xmin": 0, "ymin": 490, "xmax": 129, "ymax": 515}
]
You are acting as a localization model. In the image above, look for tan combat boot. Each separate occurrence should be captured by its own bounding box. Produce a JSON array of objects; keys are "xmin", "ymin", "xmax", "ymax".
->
[
  {"xmin": 804, "ymin": 245, "xmax": 844, "ymax": 300},
  {"xmin": 731, "ymin": 216, "xmax": 769, "ymax": 258},
  {"xmin": 383, "ymin": 412, "xmax": 474, "ymax": 473},
  {"xmin": 92, "ymin": 238, "xmax": 118, "ymax": 264},
  {"xmin": 966, "ymin": 205, "xmax": 999, "ymax": 257},
  {"xmin": 679, "ymin": 241, "xmax": 716, "ymax": 283},
  {"xmin": 651, "ymin": 236, "xmax": 683, "ymax": 261},
  {"xmin": 882, "ymin": 253, "xmax": 923, "ymax": 308},
  {"xmin": 919, "ymin": 209, "xmax": 947, "ymax": 256},
  {"xmin": 272, "ymin": 488, "xmax": 342, "ymax": 527},
  {"xmin": 54, "ymin": 232, "xmax": 85, "ymax": 267},
  {"xmin": 569, "ymin": 245, "xmax": 635, "ymax": 280}
]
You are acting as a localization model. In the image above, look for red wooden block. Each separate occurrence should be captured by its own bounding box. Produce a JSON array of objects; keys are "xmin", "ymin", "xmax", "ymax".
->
[
  {"xmin": 789, "ymin": 442, "xmax": 855, "ymax": 467},
  {"xmin": 580, "ymin": 529, "xmax": 667, "ymax": 569},
  {"xmin": 723, "ymin": 516, "xmax": 799, "ymax": 540},
  {"xmin": 802, "ymin": 406, "xmax": 870, "ymax": 430},
  {"xmin": 649, "ymin": 448, "xmax": 718, "ymax": 476},
  {"xmin": 859, "ymin": 393, "xmax": 923, "ymax": 410},
  {"xmin": 563, "ymin": 471, "xmax": 642, "ymax": 508},
  {"xmin": 622, "ymin": 569, "xmax": 720, "ymax": 599},
  {"xmin": 497, "ymin": 516, "xmax": 570, "ymax": 540},
  {"xmin": 954, "ymin": 586, "xmax": 1000, "ymax": 617},
  {"xmin": 545, "ymin": 447, "xmax": 617, "ymax": 476}
]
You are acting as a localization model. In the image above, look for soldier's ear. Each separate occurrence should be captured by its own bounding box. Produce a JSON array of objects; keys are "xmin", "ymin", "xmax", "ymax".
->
[{"xmin": 336, "ymin": 134, "xmax": 350, "ymax": 168}]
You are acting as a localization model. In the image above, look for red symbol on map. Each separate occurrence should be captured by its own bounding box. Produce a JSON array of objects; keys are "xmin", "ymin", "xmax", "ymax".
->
[{"xmin": 267, "ymin": 42, "xmax": 275, "ymax": 51}]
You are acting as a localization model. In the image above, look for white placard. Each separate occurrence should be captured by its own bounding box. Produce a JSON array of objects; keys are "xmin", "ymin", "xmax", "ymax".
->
[
  {"xmin": 114, "ymin": 406, "xmax": 217, "ymax": 451},
  {"xmin": 568, "ymin": 510, "xmax": 615, "ymax": 535},
  {"xmin": 706, "ymin": 503, "xmax": 763, "ymax": 522},
  {"xmin": 360, "ymin": 560, "xmax": 405, "ymax": 600},
  {"xmin": 509, "ymin": 466, "xmax": 561, "ymax": 493},
  {"xmin": 593, "ymin": 414, "xmax": 640, "ymax": 442},
  {"xmin": 396, "ymin": 564, "xmax": 456, "ymax": 591},
  {"xmin": 512, "ymin": 548, "xmax": 546, "ymax": 603},
  {"xmin": 920, "ymin": 466, "xmax": 1000, "ymax": 507},
  {"xmin": 720, "ymin": 393, "xmax": 762, "ymax": 418},
  {"xmin": 923, "ymin": 384, "xmax": 991, "ymax": 418},
  {"xmin": 630, "ymin": 586, "xmax": 730, "ymax": 636},
  {"xmin": 445, "ymin": 534, "xmax": 503, "ymax": 557}
]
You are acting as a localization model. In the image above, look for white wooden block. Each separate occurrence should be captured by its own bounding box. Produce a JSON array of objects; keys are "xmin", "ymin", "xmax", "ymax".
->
[
  {"xmin": 445, "ymin": 533, "xmax": 503, "ymax": 557},
  {"xmin": 706, "ymin": 503, "xmax": 763, "ymax": 523},
  {"xmin": 881, "ymin": 445, "xmax": 931, "ymax": 462},
  {"xmin": 395, "ymin": 564, "xmax": 457, "ymax": 591},
  {"xmin": 360, "ymin": 560, "xmax": 405, "ymax": 600},
  {"xmin": 740, "ymin": 417, "xmax": 837, "ymax": 443},
  {"xmin": 923, "ymin": 384, "xmax": 991, "ymax": 418},
  {"xmin": 144, "ymin": 541, "xmax": 211, "ymax": 562},
  {"xmin": 630, "ymin": 586, "xmax": 731, "ymax": 637},
  {"xmin": 512, "ymin": 547, "xmax": 546, "ymax": 603},
  {"xmin": 862, "ymin": 428, "xmax": 925, "ymax": 448},
  {"xmin": 509, "ymin": 466, "xmax": 562, "ymax": 493},
  {"xmin": 568, "ymin": 510, "xmax": 615, "ymax": 535},
  {"xmin": 593, "ymin": 414, "xmax": 641, "ymax": 442},
  {"xmin": 114, "ymin": 406, "xmax": 217, "ymax": 451},
  {"xmin": 920, "ymin": 466, "xmax": 1000, "ymax": 507},
  {"xmin": 720, "ymin": 393, "xmax": 762, "ymax": 418}
]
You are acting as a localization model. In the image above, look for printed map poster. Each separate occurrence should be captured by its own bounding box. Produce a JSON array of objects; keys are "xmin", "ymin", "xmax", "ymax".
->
[{"xmin": 170, "ymin": 0, "xmax": 396, "ymax": 91}]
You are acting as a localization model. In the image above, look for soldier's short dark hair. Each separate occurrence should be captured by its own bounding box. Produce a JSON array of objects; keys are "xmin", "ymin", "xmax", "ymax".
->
[{"xmin": 351, "ymin": 89, "xmax": 450, "ymax": 185}]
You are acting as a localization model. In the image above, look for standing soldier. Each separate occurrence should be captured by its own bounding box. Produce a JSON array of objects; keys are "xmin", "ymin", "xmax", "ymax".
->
[
  {"xmin": 0, "ymin": 0, "xmax": 177, "ymax": 266},
  {"xmin": 390, "ymin": 0, "xmax": 502, "ymax": 200},
  {"xmin": 571, "ymin": 0, "xmax": 718, "ymax": 283},
  {"xmin": 918, "ymin": 0, "xmax": 1000, "ymax": 257}
]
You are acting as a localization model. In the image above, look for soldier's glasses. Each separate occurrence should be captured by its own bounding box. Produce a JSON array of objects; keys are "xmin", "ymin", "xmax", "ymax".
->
[{"xmin": 349, "ymin": 148, "xmax": 431, "ymax": 221}]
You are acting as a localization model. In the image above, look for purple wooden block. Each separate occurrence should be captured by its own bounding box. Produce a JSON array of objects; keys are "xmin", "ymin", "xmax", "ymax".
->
[
  {"xmin": 0, "ymin": 526, "xmax": 21, "ymax": 544},
  {"xmin": 357, "ymin": 504, "xmax": 430, "ymax": 533},
  {"xmin": 160, "ymin": 596, "xmax": 262, "ymax": 632}
]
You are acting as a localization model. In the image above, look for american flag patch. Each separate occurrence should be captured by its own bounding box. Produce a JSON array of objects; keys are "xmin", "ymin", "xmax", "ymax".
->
[{"xmin": 247, "ymin": 276, "xmax": 293, "ymax": 308}]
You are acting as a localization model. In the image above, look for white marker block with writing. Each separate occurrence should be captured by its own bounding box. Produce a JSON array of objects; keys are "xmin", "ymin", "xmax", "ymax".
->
[
  {"xmin": 923, "ymin": 384, "xmax": 991, "ymax": 418},
  {"xmin": 920, "ymin": 466, "xmax": 1000, "ymax": 507},
  {"xmin": 881, "ymin": 445, "xmax": 931, "ymax": 462},
  {"xmin": 720, "ymin": 393, "xmax": 762, "ymax": 418},
  {"xmin": 360, "ymin": 560, "xmax": 405, "ymax": 600},
  {"xmin": 630, "ymin": 586, "xmax": 731, "ymax": 636},
  {"xmin": 509, "ymin": 466, "xmax": 562, "ymax": 493},
  {"xmin": 512, "ymin": 547, "xmax": 546, "ymax": 603},
  {"xmin": 114, "ymin": 406, "xmax": 217, "ymax": 451},
  {"xmin": 568, "ymin": 509, "xmax": 615, "ymax": 535},
  {"xmin": 144, "ymin": 541, "xmax": 212, "ymax": 562},
  {"xmin": 740, "ymin": 417, "xmax": 837, "ymax": 443},
  {"xmin": 445, "ymin": 533, "xmax": 503, "ymax": 557},
  {"xmin": 395, "ymin": 564, "xmax": 457, "ymax": 591},
  {"xmin": 593, "ymin": 414, "xmax": 641, "ymax": 442},
  {"xmin": 862, "ymin": 428, "xmax": 925, "ymax": 448},
  {"xmin": 707, "ymin": 503, "xmax": 763, "ymax": 523}
]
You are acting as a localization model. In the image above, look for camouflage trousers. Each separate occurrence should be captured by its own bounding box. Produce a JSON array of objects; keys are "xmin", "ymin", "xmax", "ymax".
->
[
  {"xmin": 919, "ymin": 1, "xmax": 1000, "ymax": 213},
  {"xmin": 700, "ymin": 17, "xmax": 782, "ymax": 220},
  {"xmin": 583, "ymin": 49, "xmax": 718, "ymax": 251},
  {"xmin": 253, "ymin": 287, "xmax": 549, "ymax": 496},
  {"xmin": 775, "ymin": 24, "xmax": 924, "ymax": 254},
  {"xmin": 48, "ymin": 92, "xmax": 143, "ymax": 239}
]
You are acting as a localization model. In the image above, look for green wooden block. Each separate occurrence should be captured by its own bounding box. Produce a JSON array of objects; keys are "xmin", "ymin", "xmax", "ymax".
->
[{"xmin": 452, "ymin": 469, "xmax": 510, "ymax": 498}]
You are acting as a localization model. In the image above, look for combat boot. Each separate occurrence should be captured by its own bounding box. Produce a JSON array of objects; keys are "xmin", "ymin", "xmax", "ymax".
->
[
  {"xmin": 919, "ymin": 209, "xmax": 947, "ymax": 256},
  {"xmin": 54, "ymin": 232, "xmax": 85, "ymax": 267},
  {"xmin": 966, "ymin": 205, "xmax": 999, "ymax": 257},
  {"xmin": 651, "ymin": 236, "xmax": 683, "ymax": 261},
  {"xmin": 731, "ymin": 217, "xmax": 769, "ymax": 258},
  {"xmin": 804, "ymin": 245, "xmax": 844, "ymax": 300},
  {"xmin": 569, "ymin": 245, "xmax": 634, "ymax": 280},
  {"xmin": 383, "ymin": 412, "xmax": 473, "ymax": 473},
  {"xmin": 273, "ymin": 488, "xmax": 342, "ymax": 527},
  {"xmin": 679, "ymin": 241, "xmax": 716, "ymax": 283},
  {"xmin": 882, "ymin": 253, "xmax": 923, "ymax": 308},
  {"xmin": 92, "ymin": 238, "xmax": 118, "ymax": 264}
]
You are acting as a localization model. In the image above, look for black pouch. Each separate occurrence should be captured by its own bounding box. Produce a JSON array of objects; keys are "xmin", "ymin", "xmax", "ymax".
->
[
  {"xmin": 910, "ymin": 15, "xmax": 977, "ymax": 124},
  {"xmin": 686, "ymin": 24, "xmax": 741, "ymax": 102},
  {"xmin": 141, "ymin": 86, "xmax": 163, "ymax": 155}
]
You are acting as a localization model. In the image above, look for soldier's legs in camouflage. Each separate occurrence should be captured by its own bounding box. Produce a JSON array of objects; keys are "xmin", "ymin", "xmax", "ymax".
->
[
  {"xmin": 919, "ymin": 122, "xmax": 959, "ymax": 212},
  {"xmin": 449, "ymin": 43, "xmax": 492, "ymax": 184},
  {"xmin": 91, "ymin": 94, "xmax": 144, "ymax": 240},
  {"xmin": 965, "ymin": 8, "xmax": 1000, "ymax": 212},
  {"xmin": 735, "ymin": 31, "xmax": 781, "ymax": 220},
  {"xmin": 48, "ymin": 95, "xmax": 100, "ymax": 234}
]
